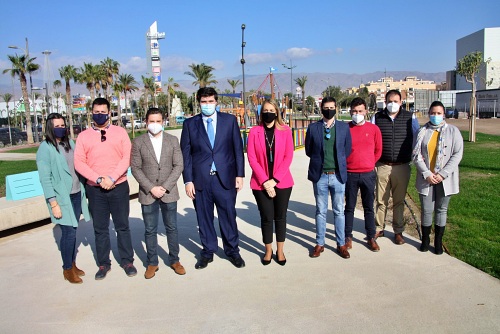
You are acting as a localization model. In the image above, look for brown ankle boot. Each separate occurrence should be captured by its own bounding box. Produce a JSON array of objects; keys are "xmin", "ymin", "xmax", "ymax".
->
[
  {"xmin": 63, "ymin": 268, "xmax": 83, "ymax": 284},
  {"xmin": 72, "ymin": 262, "xmax": 85, "ymax": 276}
]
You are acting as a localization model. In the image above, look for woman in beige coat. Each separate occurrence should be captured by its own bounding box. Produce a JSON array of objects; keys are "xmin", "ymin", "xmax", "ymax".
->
[{"xmin": 412, "ymin": 101, "xmax": 463, "ymax": 254}]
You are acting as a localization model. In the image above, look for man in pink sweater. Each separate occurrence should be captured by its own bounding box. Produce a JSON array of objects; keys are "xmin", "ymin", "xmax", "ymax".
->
[
  {"xmin": 74, "ymin": 98, "xmax": 136, "ymax": 280},
  {"xmin": 344, "ymin": 97, "xmax": 382, "ymax": 252}
]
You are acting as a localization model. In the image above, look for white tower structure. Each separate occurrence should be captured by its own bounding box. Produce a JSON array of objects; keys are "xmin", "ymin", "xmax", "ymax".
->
[{"xmin": 145, "ymin": 21, "xmax": 166, "ymax": 92}]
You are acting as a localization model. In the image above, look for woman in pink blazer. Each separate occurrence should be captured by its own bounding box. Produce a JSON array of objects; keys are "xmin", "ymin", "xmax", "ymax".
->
[{"xmin": 247, "ymin": 99, "xmax": 294, "ymax": 266}]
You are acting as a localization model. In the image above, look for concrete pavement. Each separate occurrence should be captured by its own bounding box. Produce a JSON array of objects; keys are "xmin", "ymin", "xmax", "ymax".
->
[{"xmin": 0, "ymin": 129, "xmax": 499, "ymax": 333}]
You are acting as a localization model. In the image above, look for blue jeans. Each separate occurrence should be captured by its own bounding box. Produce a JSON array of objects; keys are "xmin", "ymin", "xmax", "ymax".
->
[
  {"xmin": 313, "ymin": 173, "xmax": 346, "ymax": 247},
  {"xmin": 60, "ymin": 192, "xmax": 82, "ymax": 269},
  {"xmin": 142, "ymin": 200, "xmax": 180, "ymax": 266}
]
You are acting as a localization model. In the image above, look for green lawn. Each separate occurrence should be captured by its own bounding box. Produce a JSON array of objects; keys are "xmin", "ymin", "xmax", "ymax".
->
[
  {"xmin": 409, "ymin": 131, "xmax": 500, "ymax": 279},
  {"xmin": 0, "ymin": 160, "xmax": 38, "ymax": 197},
  {"xmin": 5, "ymin": 146, "xmax": 39, "ymax": 154}
]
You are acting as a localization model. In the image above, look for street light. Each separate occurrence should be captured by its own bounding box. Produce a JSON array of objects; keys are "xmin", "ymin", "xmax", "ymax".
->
[
  {"xmin": 241, "ymin": 24, "xmax": 249, "ymax": 128},
  {"xmin": 282, "ymin": 60, "xmax": 297, "ymax": 123},
  {"xmin": 32, "ymin": 86, "xmax": 47, "ymax": 143}
]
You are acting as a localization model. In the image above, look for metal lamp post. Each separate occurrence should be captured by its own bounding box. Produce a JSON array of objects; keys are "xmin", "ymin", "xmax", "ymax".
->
[
  {"xmin": 282, "ymin": 60, "xmax": 297, "ymax": 125},
  {"xmin": 32, "ymin": 86, "xmax": 48, "ymax": 142},
  {"xmin": 241, "ymin": 24, "xmax": 248, "ymax": 128}
]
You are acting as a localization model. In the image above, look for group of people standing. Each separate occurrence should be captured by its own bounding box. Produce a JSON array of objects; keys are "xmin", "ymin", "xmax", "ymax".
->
[{"xmin": 36, "ymin": 87, "xmax": 463, "ymax": 284}]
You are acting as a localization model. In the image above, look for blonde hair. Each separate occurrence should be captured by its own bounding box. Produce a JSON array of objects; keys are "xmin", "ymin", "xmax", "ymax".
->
[{"xmin": 259, "ymin": 99, "xmax": 285, "ymax": 130}]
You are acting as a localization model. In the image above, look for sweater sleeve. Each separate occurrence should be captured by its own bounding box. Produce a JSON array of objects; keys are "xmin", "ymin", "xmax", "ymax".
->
[
  {"xmin": 74, "ymin": 133, "xmax": 100, "ymax": 183},
  {"xmin": 109, "ymin": 130, "xmax": 131, "ymax": 182}
]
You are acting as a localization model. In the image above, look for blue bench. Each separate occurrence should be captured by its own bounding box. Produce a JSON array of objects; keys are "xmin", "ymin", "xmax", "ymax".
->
[{"xmin": 5, "ymin": 171, "xmax": 44, "ymax": 201}]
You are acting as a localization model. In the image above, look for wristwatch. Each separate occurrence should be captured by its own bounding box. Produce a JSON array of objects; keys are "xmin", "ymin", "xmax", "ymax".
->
[{"xmin": 96, "ymin": 177, "xmax": 103, "ymax": 184}]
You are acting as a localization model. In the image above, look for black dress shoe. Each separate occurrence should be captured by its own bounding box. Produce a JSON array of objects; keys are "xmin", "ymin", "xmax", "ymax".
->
[
  {"xmin": 229, "ymin": 255, "xmax": 245, "ymax": 268},
  {"xmin": 275, "ymin": 251, "xmax": 287, "ymax": 266},
  {"xmin": 261, "ymin": 255, "xmax": 272, "ymax": 266},
  {"xmin": 195, "ymin": 257, "xmax": 213, "ymax": 269}
]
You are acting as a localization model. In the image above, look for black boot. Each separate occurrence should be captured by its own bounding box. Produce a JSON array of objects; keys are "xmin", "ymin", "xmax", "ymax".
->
[
  {"xmin": 420, "ymin": 225, "xmax": 431, "ymax": 252},
  {"xmin": 434, "ymin": 225, "xmax": 446, "ymax": 255}
]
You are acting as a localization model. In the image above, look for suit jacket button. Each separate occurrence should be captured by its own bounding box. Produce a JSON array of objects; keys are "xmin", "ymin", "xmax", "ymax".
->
[{"xmin": 156, "ymin": 179, "xmax": 158, "ymax": 182}]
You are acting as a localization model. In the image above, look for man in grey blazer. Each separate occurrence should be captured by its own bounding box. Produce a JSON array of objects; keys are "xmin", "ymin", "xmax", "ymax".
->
[{"xmin": 131, "ymin": 108, "xmax": 185, "ymax": 279}]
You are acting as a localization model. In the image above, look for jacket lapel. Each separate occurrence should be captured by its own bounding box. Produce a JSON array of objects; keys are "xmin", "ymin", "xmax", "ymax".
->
[
  {"xmin": 196, "ymin": 115, "xmax": 212, "ymax": 149},
  {"xmin": 144, "ymin": 134, "xmax": 159, "ymax": 164},
  {"xmin": 158, "ymin": 132, "xmax": 169, "ymax": 165}
]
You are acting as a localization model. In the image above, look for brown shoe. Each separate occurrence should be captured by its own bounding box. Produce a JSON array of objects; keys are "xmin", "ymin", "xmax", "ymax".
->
[
  {"xmin": 63, "ymin": 268, "xmax": 83, "ymax": 284},
  {"xmin": 375, "ymin": 231, "xmax": 385, "ymax": 239},
  {"xmin": 345, "ymin": 237, "xmax": 352, "ymax": 249},
  {"xmin": 310, "ymin": 245, "xmax": 325, "ymax": 258},
  {"xmin": 367, "ymin": 238, "xmax": 380, "ymax": 252},
  {"xmin": 72, "ymin": 262, "xmax": 85, "ymax": 277},
  {"xmin": 394, "ymin": 233, "xmax": 405, "ymax": 245},
  {"xmin": 337, "ymin": 245, "xmax": 350, "ymax": 259},
  {"xmin": 144, "ymin": 265, "xmax": 159, "ymax": 279},
  {"xmin": 171, "ymin": 262, "xmax": 186, "ymax": 275}
]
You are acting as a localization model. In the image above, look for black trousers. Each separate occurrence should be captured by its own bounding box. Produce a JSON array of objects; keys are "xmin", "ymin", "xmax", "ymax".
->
[
  {"xmin": 252, "ymin": 187, "xmax": 292, "ymax": 244},
  {"xmin": 86, "ymin": 181, "xmax": 134, "ymax": 267},
  {"xmin": 345, "ymin": 171, "xmax": 376, "ymax": 239}
]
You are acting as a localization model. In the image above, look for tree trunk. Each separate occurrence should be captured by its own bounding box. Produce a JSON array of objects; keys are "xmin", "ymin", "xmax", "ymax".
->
[
  {"xmin": 469, "ymin": 81, "xmax": 476, "ymax": 142},
  {"xmin": 20, "ymin": 74, "xmax": 34, "ymax": 144}
]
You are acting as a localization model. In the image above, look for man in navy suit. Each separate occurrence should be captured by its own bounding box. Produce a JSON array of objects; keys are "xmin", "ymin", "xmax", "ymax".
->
[
  {"xmin": 180, "ymin": 87, "xmax": 246, "ymax": 269},
  {"xmin": 305, "ymin": 96, "xmax": 352, "ymax": 259}
]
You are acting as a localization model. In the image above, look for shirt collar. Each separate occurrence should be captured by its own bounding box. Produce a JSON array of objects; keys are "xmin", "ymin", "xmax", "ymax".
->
[
  {"xmin": 148, "ymin": 131, "xmax": 163, "ymax": 140},
  {"xmin": 202, "ymin": 112, "xmax": 217, "ymax": 122}
]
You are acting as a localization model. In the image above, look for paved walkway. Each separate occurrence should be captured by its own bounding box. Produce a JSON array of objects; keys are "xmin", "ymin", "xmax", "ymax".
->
[
  {"xmin": 0, "ymin": 152, "xmax": 36, "ymax": 161},
  {"xmin": 0, "ymin": 129, "xmax": 499, "ymax": 333}
]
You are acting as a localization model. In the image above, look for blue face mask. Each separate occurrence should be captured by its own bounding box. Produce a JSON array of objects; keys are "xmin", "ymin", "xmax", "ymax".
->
[
  {"xmin": 93, "ymin": 113, "xmax": 109, "ymax": 126},
  {"xmin": 430, "ymin": 115, "xmax": 443, "ymax": 125},
  {"xmin": 53, "ymin": 127, "xmax": 67, "ymax": 138},
  {"xmin": 201, "ymin": 104, "xmax": 216, "ymax": 116}
]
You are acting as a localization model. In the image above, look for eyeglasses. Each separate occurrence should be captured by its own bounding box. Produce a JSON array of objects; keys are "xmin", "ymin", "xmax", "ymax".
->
[
  {"xmin": 100, "ymin": 130, "xmax": 106, "ymax": 142},
  {"xmin": 324, "ymin": 127, "xmax": 331, "ymax": 140}
]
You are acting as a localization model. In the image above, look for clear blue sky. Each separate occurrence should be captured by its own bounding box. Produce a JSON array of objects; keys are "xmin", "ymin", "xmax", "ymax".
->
[{"xmin": 1, "ymin": 0, "xmax": 499, "ymax": 89}]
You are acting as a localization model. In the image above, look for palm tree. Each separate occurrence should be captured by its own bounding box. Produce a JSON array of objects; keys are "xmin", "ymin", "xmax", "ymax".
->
[
  {"xmin": 295, "ymin": 76, "xmax": 308, "ymax": 116},
  {"xmin": 117, "ymin": 73, "xmax": 138, "ymax": 127},
  {"xmin": 184, "ymin": 63, "xmax": 217, "ymax": 88},
  {"xmin": 3, "ymin": 54, "xmax": 40, "ymax": 143},
  {"xmin": 59, "ymin": 64, "xmax": 79, "ymax": 138},
  {"xmin": 164, "ymin": 77, "xmax": 179, "ymax": 118},
  {"xmin": 100, "ymin": 57, "xmax": 120, "ymax": 100},
  {"xmin": 227, "ymin": 79, "xmax": 241, "ymax": 109},
  {"xmin": 141, "ymin": 75, "xmax": 155, "ymax": 110}
]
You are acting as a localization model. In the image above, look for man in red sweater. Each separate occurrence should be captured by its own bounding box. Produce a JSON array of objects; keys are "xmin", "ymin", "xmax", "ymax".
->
[{"xmin": 344, "ymin": 97, "xmax": 382, "ymax": 252}]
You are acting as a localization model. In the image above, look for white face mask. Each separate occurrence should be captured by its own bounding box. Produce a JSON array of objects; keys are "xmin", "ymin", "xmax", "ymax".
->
[
  {"xmin": 148, "ymin": 123, "xmax": 163, "ymax": 135},
  {"xmin": 386, "ymin": 102, "xmax": 400, "ymax": 113},
  {"xmin": 351, "ymin": 114, "xmax": 365, "ymax": 125}
]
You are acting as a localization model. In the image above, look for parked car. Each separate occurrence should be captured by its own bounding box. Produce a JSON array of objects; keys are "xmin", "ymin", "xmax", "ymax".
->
[
  {"xmin": 0, "ymin": 127, "xmax": 27, "ymax": 145},
  {"xmin": 175, "ymin": 116, "xmax": 186, "ymax": 125},
  {"xmin": 125, "ymin": 120, "xmax": 146, "ymax": 129}
]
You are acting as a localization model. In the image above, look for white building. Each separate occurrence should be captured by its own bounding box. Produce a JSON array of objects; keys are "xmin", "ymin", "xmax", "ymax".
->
[{"xmin": 456, "ymin": 27, "xmax": 500, "ymax": 91}]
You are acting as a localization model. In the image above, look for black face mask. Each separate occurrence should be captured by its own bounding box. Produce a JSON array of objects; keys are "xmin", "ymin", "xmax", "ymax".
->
[
  {"xmin": 262, "ymin": 112, "xmax": 276, "ymax": 124},
  {"xmin": 322, "ymin": 109, "xmax": 336, "ymax": 120}
]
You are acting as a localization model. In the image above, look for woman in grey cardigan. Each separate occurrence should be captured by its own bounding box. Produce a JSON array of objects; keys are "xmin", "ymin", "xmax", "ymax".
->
[
  {"xmin": 412, "ymin": 101, "xmax": 463, "ymax": 254},
  {"xmin": 37, "ymin": 113, "xmax": 90, "ymax": 283}
]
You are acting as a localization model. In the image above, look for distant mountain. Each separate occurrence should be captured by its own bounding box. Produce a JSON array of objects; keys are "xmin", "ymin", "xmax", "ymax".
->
[{"xmin": 0, "ymin": 71, "xmax": 446, "ymax": 99}]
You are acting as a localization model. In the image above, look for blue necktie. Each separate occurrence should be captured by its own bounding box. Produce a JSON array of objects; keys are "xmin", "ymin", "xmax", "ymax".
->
[{"xmin": 207, "ymin": 118, "xmax": 216, "ymax": 171}]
